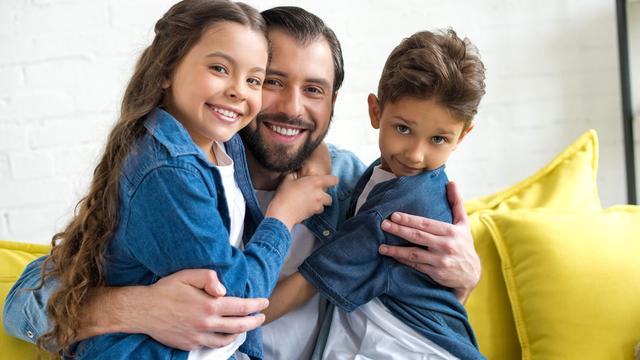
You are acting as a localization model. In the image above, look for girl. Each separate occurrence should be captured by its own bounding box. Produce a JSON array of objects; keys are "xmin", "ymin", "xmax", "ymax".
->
[{"xmin": 36, "ymin": 1, "xmax": 336, "ymax": 359}]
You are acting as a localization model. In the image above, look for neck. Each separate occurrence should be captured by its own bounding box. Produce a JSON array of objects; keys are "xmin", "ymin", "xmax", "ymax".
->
[{"xmin": 245, "ymin": 149, "xmax": 286, "ymax": 191}]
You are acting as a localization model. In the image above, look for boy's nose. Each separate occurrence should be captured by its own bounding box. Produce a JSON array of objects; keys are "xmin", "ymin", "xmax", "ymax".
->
[{"xmin": 405, "ymin": 146, "xmax": 425, "ymax": 164}]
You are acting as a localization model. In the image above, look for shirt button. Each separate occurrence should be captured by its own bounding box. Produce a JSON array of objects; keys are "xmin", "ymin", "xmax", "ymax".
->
[
  {"xmin": 322, "ymin": 230, "xmax": 331, "ymax": 237},
  {"xmin": 26, "ymin": 330, "xmax": 34, "ymax": 339}
]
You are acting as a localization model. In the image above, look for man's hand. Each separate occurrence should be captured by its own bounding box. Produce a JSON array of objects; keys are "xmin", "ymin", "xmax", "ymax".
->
[
  {"xmin": 378, "ymin": 181, "xmax": 481, "ymax": 304},
  {"xmin": 80, "ymin": 269, "xmax": 269, "ymax": 350}
]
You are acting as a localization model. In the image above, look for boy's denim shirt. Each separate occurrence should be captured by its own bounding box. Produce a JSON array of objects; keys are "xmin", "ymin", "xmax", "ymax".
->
[
  {"xmin": 299, "ymin": 159, "xmax": 486, "ymax": 360},
  {"xmin": 1, "ymin": 108, "xmax": 366, "ymax": 359}
]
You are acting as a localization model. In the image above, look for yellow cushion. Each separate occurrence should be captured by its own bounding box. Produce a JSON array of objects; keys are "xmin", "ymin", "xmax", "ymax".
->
[
  {"xmin": 0, "ymin": 240, "xmax": 56, "ymax": 359},
  {"xmin": 482, "ymin": 207, "xmax": 640, "ymax": 360},
  {"xmin": 464, "ymin": 130, "xmax": 601, "ymax": 360}
]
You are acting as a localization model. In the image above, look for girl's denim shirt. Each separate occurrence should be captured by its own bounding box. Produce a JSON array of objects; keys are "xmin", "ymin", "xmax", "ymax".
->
[{"xmin": 2, "ymin": 107, "xmax": 366, "ymax": 360}]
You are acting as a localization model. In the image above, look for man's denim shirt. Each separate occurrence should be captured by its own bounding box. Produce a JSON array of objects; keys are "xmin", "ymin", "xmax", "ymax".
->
[
  {"xmin": 299, "ymin": 159, "xmax": 485, "ymax": 360},
  {"xmin": 2, "ymin": 108, "xmax": 366, "ymax": 359}
]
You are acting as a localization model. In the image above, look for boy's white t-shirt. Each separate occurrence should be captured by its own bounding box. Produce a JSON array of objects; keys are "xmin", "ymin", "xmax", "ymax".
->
[
  {"xmin": 321, "ymin": 165, "xmax": 458, "ymax": 360},
  {"xmin": 188, "ymin": 141, "xmax": 246, "ymax": 360}
]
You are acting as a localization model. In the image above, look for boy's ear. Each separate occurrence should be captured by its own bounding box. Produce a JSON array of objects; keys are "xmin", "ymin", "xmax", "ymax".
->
[
  {"xmin": 453, "ymin": 123, "xmax": 474, "ymax": 150},
  {"xmin": 367, "ymin": 94, "xmax": 381, "ymax": 129}
]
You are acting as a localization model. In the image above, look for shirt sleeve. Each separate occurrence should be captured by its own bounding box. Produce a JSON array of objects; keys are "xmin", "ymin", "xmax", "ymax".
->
[
  {"xmin": 2, "ymin": 256, "xmax": 57, "ymax": 349},
  {"xmin": 298, "ymin": 209, "xmax": 388, "ymax": 312},
  {"xmin": 123, "ymin": 165, "xmax": 291, "ymax": 299}
]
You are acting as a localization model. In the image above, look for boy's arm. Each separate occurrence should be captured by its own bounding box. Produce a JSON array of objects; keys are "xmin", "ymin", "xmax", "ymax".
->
[
  {"xmin": 378, "ymin": 181, "xmax": 481, "ymax": 304},
  {"xmin": 264, "ymin": 272, "xmax": 317, "ymax": 324},
  {"xmin": 3, "ymin": 260, "xmax": 269, "ymax": 351}
]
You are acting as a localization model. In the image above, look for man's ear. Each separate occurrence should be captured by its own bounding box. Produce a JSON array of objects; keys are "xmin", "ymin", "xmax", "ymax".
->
[
  {"xmin": 368, "ymin": 94, "xmax": 381, "ymax": 129},
  {"xmin": 331, "ymin": 91, "xmax": 339, "ymax": 107},
  {"xmin": 453, "ymin": 122, "xmax": 474, "ymax": 151}
]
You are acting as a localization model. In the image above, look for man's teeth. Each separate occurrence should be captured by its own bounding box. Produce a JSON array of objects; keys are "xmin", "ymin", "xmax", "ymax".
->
[
  {"xmin": 212, "ymin": 106, "xmax": 239, "ymax": 119},
  {"xmin": 269, "ymin": 124, "xmax": 301, "ymax": 137}
]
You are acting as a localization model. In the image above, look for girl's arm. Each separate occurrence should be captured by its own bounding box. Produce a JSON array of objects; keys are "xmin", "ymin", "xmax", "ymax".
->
[{"xmin": 264, "ymin": 272, "xmax": 317, "ymax": 324}]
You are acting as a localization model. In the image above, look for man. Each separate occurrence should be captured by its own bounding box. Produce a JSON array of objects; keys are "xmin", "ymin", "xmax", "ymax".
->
[{"xmin": 3, "ymin": 6, "xmax": 480, "ymax": 359}]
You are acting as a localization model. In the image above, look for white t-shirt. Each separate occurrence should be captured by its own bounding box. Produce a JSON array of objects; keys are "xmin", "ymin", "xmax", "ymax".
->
[
  {"xmin": 189, "ymin": 141, "xmax": 246, "ymax": 360},
  {"xmin": 321, "ymin": 165, "xmax": 458, "ymax": 360},
  {"xmin": 234, "ymin": 190, "xmax": 326, "ymax": 360}
]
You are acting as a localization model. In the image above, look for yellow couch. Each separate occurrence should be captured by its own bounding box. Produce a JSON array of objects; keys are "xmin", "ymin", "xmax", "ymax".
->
[{"xmin": 2, "ymin": 130, "xmax": 640, "ymax": 359}]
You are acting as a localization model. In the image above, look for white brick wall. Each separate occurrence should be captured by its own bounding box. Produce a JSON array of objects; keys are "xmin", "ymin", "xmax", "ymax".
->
[{"xmin": 0, "ymin": 0, "xmax": 632, "ymax": 244}]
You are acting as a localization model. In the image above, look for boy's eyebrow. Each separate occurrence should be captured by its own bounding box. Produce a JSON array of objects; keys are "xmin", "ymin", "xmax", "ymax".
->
[
  {"xmin": 206, "ymin": 51, "xmax": 265, "ymax": 74},
  {"xmin": 266, "ymin": 69, "xmax": 331, "ymax": 89}
]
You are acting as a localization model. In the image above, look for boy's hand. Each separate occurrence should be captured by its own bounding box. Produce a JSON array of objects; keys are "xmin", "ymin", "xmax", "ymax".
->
[{"xmin": 377, "ymin": 181, "xmax": 481, "ymax": 304}]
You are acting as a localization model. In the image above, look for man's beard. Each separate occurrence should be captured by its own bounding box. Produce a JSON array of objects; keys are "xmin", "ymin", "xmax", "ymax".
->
[{"xmin": 240, "ymin": 112, "xmax": 328, "ymax": 173}]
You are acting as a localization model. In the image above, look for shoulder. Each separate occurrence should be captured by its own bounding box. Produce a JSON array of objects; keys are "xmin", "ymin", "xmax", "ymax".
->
[{"xmin": 327, "ymin": 143, "xmax": 366, "ymax": 191}]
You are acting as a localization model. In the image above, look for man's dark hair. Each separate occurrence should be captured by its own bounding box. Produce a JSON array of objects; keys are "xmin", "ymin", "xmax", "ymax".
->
[{"xmin": 261, "ymin": 6, "xmax": 344, "ymax": 93}]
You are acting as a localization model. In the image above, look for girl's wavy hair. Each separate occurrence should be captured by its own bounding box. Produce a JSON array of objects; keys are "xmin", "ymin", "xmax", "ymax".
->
[{"xmin": 35, "ymin": 0, "xmax": 267, "ymax": 354}]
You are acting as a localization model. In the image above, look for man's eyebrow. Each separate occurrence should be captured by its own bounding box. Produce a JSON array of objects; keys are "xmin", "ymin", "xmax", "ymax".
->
[
  {"xmin": 206, "ymin": 51, "xmax": 265, "ymax": 74},
  {"xmin": 265, "ymin": 69, "xmax": 331, "ymax": 89}
]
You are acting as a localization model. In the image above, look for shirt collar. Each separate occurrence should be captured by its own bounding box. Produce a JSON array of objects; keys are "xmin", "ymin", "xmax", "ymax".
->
[{"xmin": 143, "ymin": 107, "xmax": 202, "ymax": 158}]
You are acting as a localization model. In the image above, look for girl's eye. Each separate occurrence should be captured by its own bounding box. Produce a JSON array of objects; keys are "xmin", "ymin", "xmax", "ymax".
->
[
  {"xmin": 396, "ymin": 125, "xmax": 411, "ymax": 135},
  {"xmin": 210, "ymin": 65, "xmax": 228, "ymax": 74},
  {"xmin": 247, "ymin": 77, "xmax": 263, "ymax": 86},
  {"xmin": 432, "ymin": 136, "xmax": 447, "ymax": 145}
]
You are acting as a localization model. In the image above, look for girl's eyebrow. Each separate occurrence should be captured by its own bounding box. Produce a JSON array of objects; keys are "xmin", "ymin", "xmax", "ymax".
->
[{"xmin": 206, "ymin": 51, "xmax": 265, "ymax": 74}]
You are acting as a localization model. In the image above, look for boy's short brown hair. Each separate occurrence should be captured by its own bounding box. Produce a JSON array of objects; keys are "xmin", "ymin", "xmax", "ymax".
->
[{"xmin": 377, "ymin": 29, "xmax": 486, "ymax": 125}]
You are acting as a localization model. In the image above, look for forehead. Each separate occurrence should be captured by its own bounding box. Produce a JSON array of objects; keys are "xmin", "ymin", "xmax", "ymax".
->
[{"xmin": 267, "ymin": 29, "xmax": 334, "ymax": 86}]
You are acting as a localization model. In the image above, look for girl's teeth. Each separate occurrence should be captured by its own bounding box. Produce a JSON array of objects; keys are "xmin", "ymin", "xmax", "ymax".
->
[{"xmin": 213, "ymin": 106, "xmax": 238, "ymax": 118}]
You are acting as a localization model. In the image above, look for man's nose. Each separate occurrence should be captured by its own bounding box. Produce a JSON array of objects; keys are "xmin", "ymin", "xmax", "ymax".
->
[{"xmin": 275, "ymin": 88, "xmax": 303, "ymax": 118}]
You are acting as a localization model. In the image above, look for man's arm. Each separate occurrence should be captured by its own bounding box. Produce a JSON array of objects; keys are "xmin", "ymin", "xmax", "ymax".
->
[
  {"xmin": 378, "ymin": 181, "xmax": 481, "ymax": 304},
  {"xmin": 3, "ymin": 261, "xmax": 269, "ymax": 351}
]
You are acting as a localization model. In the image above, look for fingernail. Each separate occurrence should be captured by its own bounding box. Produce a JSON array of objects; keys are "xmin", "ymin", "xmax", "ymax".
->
[
  {"xmin": 217, "ymin": 283, "xmax": 226, "ymax": 295},
  {"xmin": 379, "ymin": 245, "xmax": 388, "ymax": 254},
  {"xmin": 391, "ymin": 212, "xmax": 401, "ymax": 221},
  {"xmin": 381, "ymin": 220, "xmax": 390, "ymax": 230},
  {"xmin": 263, "ymin": 299, "xmax": 270, "ymax": 307}
]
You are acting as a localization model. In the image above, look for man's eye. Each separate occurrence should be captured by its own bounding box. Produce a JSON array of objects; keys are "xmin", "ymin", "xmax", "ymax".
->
[
  {"xmin": 305, "ymin": 86, "xmax": 323, "ymax": 94},
  {"xmin": 396, "ymin": 125, "xmax": 411, "ymax": 135},
  {"xmin": 210, "ymin": 65, "xmax": 228, "ymax": 74},
  {"xmin": 432, "ymin": 136, "xmax": 447, "ymax": 145},
  {"xmin": 264, "ymin": 78, "xmax": 282, "ymax": 87}
]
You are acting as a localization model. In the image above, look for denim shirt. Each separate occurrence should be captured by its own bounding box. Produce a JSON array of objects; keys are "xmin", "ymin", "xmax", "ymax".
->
[
  {"xmin": 299, "ymin": 159, "xmax": 485, "ymax": 360},
  {"xmin": 2, "ymin": 109, "xmax": 366, "ymax": 359}
]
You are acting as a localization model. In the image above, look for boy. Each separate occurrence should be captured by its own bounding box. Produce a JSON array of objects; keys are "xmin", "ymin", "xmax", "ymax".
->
[{"xmin": 265, "ymin": 29, "xmax": 486, "ymax": 359}]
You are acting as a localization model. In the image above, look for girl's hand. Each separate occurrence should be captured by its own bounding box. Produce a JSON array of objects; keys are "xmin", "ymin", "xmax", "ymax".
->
[
  {"xmin": 266, "ymin": 173, "xmax": 338, "ymax": 230},
  {"xmin": 297, "ymin": 142, "xmax": 331, "ymax": 177}
]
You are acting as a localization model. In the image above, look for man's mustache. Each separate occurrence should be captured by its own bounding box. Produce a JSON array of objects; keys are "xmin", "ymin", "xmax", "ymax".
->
[{"xmin": 256, "ymin": 112, "xmax": 315, "ymax": 131}]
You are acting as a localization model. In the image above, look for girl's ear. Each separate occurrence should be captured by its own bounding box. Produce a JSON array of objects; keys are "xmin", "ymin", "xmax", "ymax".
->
[
  {"xmin": 162, "ymin": 78, "xmax": 171, "ymax": 89},
  {"xmin": 368, "ymin": 94, "xmax": 381, "ymax": 129}
]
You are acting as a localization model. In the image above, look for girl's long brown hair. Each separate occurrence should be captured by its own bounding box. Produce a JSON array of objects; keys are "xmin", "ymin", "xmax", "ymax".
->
[{"xmin": 36, "ymin": 0, "xmax": 267, "ymax": 353}]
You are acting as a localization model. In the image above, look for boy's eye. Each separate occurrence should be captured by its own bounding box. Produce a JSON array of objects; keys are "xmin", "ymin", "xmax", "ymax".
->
[
  {"xmin": 210, "ymin": 65, "xmax": 228, "ymax": 74},
  {"xmin": 396, "ymin": 125, "xmax": 411, "ymax": 135},
  {"xmin": 431, "ymin": 136, "xmax": 447, "ymax": 145}
]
